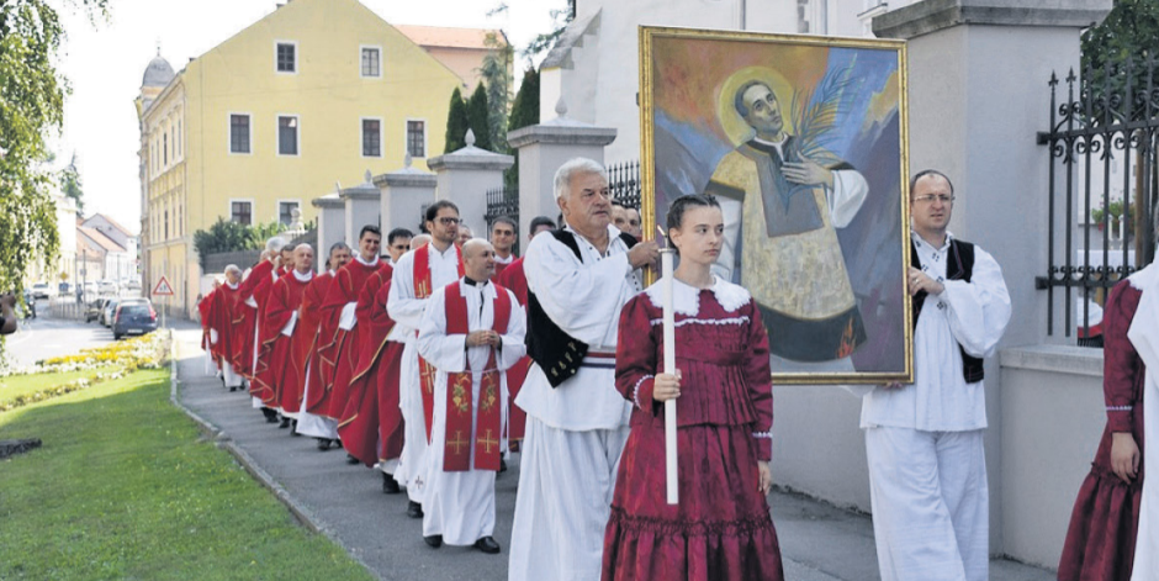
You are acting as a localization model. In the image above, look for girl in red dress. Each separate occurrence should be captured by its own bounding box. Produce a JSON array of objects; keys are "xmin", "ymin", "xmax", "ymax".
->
[
  {"xmin": 602, "ymin": 194, "xmax": 784, "ymax": 581},
  {"xmin": 1058, "ymin": 270, "xmax": 1151, "ymax": 581}
]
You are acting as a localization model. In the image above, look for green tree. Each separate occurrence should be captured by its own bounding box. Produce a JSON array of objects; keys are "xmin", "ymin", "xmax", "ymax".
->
[
  {"xmin": 504, "ymin": 67, "xmax": 540, "ymax": 188},
  {"xmin": 444, "ymin": 87, "xmax": 470, "ymax": 153},
  {"xmin": 1080, "ymin": 0, "xmax": 1159, "ymax": 123},
  {"xmin": 466, "ymin": 83, "xmax": 492, "ymax": 151},
  {"xmin": 480, "ymin": 31, "xmax": 513, "ymax": 155},
  {"xmin": 521, "ymin": 3, "xmax": 575, "ymax": 61},
  {"xmin": 192, "ymin": 218, "xmax": 295, "ymax": 270},
  {"xmin": 0, "ymin": 1, "xmax": 108, "ymax": 300},
  {"xmin": 60, "ymin": 153, "xmax": 84, "ymax": 214}
]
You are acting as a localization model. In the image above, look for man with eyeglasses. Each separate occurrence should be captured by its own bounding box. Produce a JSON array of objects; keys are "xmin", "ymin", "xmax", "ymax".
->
[
  {"xmin": 489, "ymin": 217, "xmax": 517, "ymax": 279},
  {"xmin": 509, "ymin": 158, "xmax": 659, "ymax": 580},
  {"xmin": 386, "ymin": 228, "xmax": 413, "ymax": 265},
  {"xmin": 389, "ymin": 200, "xmax": 467, "ymax": 519},
  {"xmin": 859, "ymin": 169, "xmax": 1011, "ymax": 581}
]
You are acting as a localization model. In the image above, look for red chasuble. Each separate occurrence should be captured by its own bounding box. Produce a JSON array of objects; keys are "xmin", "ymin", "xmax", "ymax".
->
[
  {"xmin": 232, "ymin": 260, "xmax": 275, "ymax": 380},
  {"xmin": 337, "ymin": 275, "xmax": 404, "ymax": 467},
  {"xmin": 413, "ymin": 243, "xmax": 465, "ymax": 441},
  {"xmin": 199, "ymin": 289, "xmax": 215, "ymax": 356},
  {"xmin": 254, "ymin": 272, "xmax": 311, "ymax": 406},
  {"xmin": 495, "ymin": 257, "xmax": 532, "ymax": 448},
  {"xmin": 319, "ymin": 259, "xmax": 391, "ymax": 420},
  {"xmin": 442, "ymin": 281, "xmax": 511, "ymax": 472},
  {"xmin": 207, "ymin": 285, "xmax": 241, "ymax": 369},
  {"xmin": 291, "ymin": 271, "xmax": 333, "ymax": 415}
]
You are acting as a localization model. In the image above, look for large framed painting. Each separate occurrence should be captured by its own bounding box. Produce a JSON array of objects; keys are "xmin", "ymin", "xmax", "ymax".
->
[{"xmin": 639, "ymin": 26, "xmax": 912, "ymax": 384}]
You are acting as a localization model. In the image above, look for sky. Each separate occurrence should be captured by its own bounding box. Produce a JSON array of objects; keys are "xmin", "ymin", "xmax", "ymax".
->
[{"xmin": 52, "ymin": 0, "xmax": 568, "ymax": 233}]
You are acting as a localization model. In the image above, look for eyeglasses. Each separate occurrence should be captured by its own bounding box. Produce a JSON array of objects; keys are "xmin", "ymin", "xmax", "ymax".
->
[
  {"xmin": 436, "ymin": 217, "xmax": 461, "ymax": 225},
  {"xmin": 913, "ymin": 194, "xmax": 954, "ymax": 204}
]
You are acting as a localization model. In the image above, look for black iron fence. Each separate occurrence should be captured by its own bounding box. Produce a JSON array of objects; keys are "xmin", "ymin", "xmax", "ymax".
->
[
  {"xmin": 1037, "ymin": 62, "xmax": 1159, "ymax": 344},
  {"xmin": 608, "ymin": 160, "xmax": 642, "ymax": 210},
  {"xmin": 484, "ymin": 186, "xmax": 520, "ymax": 255}
]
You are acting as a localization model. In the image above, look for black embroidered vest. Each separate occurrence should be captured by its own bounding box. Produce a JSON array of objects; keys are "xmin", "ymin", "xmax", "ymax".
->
[
  {"xmin": 911, "ymin": 238, "xmax": 986, "ymax": 384},
  {"xmin": 526, "ymin": 230, "xmax": 637, "ymax": 388}
]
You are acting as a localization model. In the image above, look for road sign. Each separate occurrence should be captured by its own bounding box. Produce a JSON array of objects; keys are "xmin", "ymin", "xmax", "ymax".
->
[{"xmin": 152, "ymin": 276, "xmax": 175, "ymax": 297}]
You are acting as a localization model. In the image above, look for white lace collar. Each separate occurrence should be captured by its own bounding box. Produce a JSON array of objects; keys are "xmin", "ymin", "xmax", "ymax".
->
[
  {"xmin": 645, "ymin": 275, "xmax": 751, "ymax": 316},
  {"xmin": 292, "ymin": 269, "xmax": 313, "ymax": 283}
]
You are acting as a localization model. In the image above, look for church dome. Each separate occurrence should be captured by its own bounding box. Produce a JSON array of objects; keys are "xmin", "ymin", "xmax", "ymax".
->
[{"xmin": 142, "ymin": 55, "xmax": 175, "ymax": 88}]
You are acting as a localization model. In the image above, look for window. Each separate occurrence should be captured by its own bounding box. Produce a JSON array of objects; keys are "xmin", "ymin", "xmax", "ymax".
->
[
  {"xmin": 362, "ymin": 118, "xmax": 381, "ymax": 157},
  {"xmin": 278, "ymin": 201, "xmax": 300, "ymax": 226},
  {"xmin": 164, "ymin": 210, "xmax": 169, "ymax": 240},
  {"xmin": 231, "ymin": 201, "xmax": 252, "ymax": 225},
  {"xmin": 177, "ymin": 120, "xmax": 182, "ymax": 157},
  {"xmin": 361, "ymin": 46, "xmax": 381, "ymax": 77},
  {"xmin": 278, "ymin": 115, "xmax": 298, "ymax": 156},
  {"xmin": 276, "ymin": 42, "xmax": 296, "ymax": 73},
  {"xmin": 230, "ymin": 114, "xmax": 251, "ymax": 154},
  {"xmin": 163, "ymin": 133, "xmax": 168, "ymax": 166},
  {"xmin": 407, "ymin": 120, "xmax": 426, "ymax": 158}
]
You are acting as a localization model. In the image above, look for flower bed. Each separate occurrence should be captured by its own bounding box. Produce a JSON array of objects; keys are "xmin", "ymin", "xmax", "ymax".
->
[{"xmin": 0, "ymin": 332, "xmax": 169, "ymax": 412}]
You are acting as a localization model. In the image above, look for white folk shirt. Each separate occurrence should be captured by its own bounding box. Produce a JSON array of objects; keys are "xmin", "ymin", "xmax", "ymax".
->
[
  {"xmin": 861, "ymin": 232, "xmax": 1011, "ymax": 432},
  {"xmin": 1128, "ymin": 263, "xmax": 1159, "ymax": 581},
  {"xmin": 517, "ymin": 224, "xmax": 643, "ymax": 431}
]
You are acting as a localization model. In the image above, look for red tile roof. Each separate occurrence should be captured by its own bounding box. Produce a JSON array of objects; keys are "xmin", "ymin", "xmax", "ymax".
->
[{"xmin": 395, "ymin": 25, "xmax": 506, "ymax": 50}]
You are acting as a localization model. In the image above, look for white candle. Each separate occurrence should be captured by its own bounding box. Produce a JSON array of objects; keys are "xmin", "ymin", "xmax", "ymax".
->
[{"xmin": 660, "ymin": 248, "xmax": 678, "ymax": 505}]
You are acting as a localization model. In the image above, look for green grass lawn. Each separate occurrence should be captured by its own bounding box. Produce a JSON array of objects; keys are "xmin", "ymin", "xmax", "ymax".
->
[
  {"xmin": 0, "ymin": 367, "xmax": 375, "ymax": 581},
  {"xmin": 0, "ymin": 366, "xmax": 116, "ymax": 406}
]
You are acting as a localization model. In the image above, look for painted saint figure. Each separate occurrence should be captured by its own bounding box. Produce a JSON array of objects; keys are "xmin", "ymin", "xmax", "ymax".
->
[{"xmin": 706, "ymin": 78, "xmax": 869, "ymax": 366}]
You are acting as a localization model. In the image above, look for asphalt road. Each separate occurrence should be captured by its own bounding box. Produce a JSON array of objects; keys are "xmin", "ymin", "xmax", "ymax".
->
[
  {"xmin": 171, "ymin": 324, "xmax": 1054, "ymax": 581},
  {"xmin": 3, "ymin": 299, "xmax": 119, "ymax": 368}
]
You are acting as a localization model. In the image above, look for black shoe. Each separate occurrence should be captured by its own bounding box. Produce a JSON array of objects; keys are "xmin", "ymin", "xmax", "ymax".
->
[
  {"xmin": 406, "ymin": 501, "xmax": 423, "ymax": 519},
  {"xmin": 261, "ymin": 408, "xmax": 278, "ymax": 423},
  {"xmin": 499, "ymin": 457, "xmax": 508, "ymax": 473},
  {"xmin": 316, "ymin": 438, "xmax": 332, "ymax": 451},
  {"xmin": 424, "ymin": 534, "xmax": 442, "ymax": 548},
  {"xmin": 290, "ymin": 420, "xmax": 300, "ymax": 436},
  {"xmin": 278, "ymin": 417, "xmax": 291, "ymax": 429},
  {"xmin": 229, "ymin": 386, "xmax": 238, "ymax": 392},
  {"xmin": 474, "ymin": 536, "xmax": 500, "ymax": 554},
  {"xmin": 346, "ymin": 454, "xmax": 360, "ymax": 465},
  {"xmin": 382, "ymin": 473, "xmax": 401, "ymax": 494}
]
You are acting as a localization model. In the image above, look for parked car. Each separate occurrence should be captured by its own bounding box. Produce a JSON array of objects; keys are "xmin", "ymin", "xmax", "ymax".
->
[
  {"xmin": 125, "ymin": 279, "xmax": 142, "ymax": 291},
  {"xmin": 101, "ymin": 298, "xmax": 120, "ymax": 327},
  {"xmin": 31, "ymin": 282, "xmax": 51, "ymax": 299},
  {"xmin": 113, "ymin": 299, "xmax": 157, "ymax": 340},
  {"xmin": 98, "ymin": 280, "xmax": 117, "ymax": 296},
  {"xmin": 85, "ymin": 298, "xmax": 106, "ymax": 323}
]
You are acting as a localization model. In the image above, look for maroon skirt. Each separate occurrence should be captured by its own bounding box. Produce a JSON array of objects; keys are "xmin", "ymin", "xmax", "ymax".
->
[
  {"xmin": 602, "ymin": 421, "xmax": 783, "ymax": 581},
  {"xmin": 1058, "ymin": 406, "xmax": 1145, "ymax": 581}
]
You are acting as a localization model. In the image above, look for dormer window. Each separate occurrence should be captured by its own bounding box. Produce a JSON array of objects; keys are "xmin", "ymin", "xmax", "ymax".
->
[{"xmin": 276, "ymin": 41, "xmax": 297, "ymax": 73}]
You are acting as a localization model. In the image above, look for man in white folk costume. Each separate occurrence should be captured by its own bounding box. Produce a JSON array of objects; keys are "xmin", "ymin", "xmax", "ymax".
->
[
  {"xmin": 415, "ymin": 238, "xmax": 526, "ymax": 553},
  {"xmin": 860, "ymin": 170, "xmax": 1011, "ymax": 581},
  {"xmin": 508, "ymin": 158, "xmax": 660, "ymax": 580},
  {"xmin": 388, "ymin": 200, "xmax": 465, "ymax": 519}
]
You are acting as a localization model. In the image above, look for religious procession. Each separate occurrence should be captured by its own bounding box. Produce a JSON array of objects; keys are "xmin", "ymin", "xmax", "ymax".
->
[{"xmin": 187, "ymin": 127, "xmax": 1146, "ymax": 581}]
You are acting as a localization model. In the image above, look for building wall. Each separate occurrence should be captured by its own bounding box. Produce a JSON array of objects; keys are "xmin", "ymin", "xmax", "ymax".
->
[
  {"xmin": 140, "ymin": 0, "xmax": 463, "ymax": 315},
  {"xmin": 422, "ymin": 45, "xmax": 491, "ymax": 91}
]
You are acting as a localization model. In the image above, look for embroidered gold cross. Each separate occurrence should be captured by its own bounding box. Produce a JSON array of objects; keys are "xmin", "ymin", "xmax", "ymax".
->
[
  {"xmin": 479, "ymin": 429, "xmax": 499, "ymax": 454},
  {"xmin": 448, "ymin": 430, "xmax": 469, "ymax": 455},
  {"xmin": 420, "ymin": 360, "xmax": 437, "ymax": 393}
]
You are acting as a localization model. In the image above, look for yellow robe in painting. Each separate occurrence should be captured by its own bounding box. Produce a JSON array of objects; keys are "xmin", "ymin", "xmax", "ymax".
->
[{"xmin": 707, "ymin": 138, "xmax": 869, "ymax": 362}]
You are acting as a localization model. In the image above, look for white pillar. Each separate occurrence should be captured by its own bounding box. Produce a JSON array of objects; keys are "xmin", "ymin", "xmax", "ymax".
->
[
  {"xmin": 311, "ymin": 192, "xmax": 344, "ymax": 274},
  {"xmin": 375, "ymin": 154, "xmax": 437, "ymax": 234},
  {"xmin": 340, "ymin": 171, "xmax": 382, "ymax": 248},
  {"xmin": 426, "ymin": 130, "xmax": 514, "ymax": 237}
]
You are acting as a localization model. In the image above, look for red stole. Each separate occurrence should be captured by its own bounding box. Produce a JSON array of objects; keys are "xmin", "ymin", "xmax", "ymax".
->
[
  {"xmin": 442, "ymin": 281, "xmax": 511, "ymax": 472},
  {"xmin": 413, "ymin": 243, "xmax": 465, "ymax": 441}
]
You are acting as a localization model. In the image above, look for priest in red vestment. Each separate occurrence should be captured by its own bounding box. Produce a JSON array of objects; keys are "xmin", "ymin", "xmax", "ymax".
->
[
  {"xmin": 296, "ymin": 242, "xmax": 351, "ymax": 449},
  {"xmin": 1059, "ymin": 261, "xmax": 1158, "ymax": 581},
  {"xmin": 318, "ymin": 226, "xmax": 386, "ymax": 426},
  {"xmin": 254, "ymin": 244, "xmax": 315, "ymax": 430},
  {"xmin": 207, "ymin": 265, "xmax": 245, "ymax": 391},
  {"xmin": 231, "ymin": 239, "xmax": 284, "ymax": 383}
]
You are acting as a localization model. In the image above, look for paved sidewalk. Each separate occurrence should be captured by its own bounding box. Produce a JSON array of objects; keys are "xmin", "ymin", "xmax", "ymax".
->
[{"xmin": 171, "ymin": 324, "xmax": 1055, "ymax": 581}]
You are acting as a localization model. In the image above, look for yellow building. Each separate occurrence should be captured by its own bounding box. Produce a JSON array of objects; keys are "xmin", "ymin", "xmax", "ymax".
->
[{"xmin": 136, "ymin": 0, "xmax": 476, "ymax": 316}]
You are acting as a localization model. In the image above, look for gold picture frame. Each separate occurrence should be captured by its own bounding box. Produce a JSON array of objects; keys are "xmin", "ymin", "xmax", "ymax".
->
[{"xmin": 639, "ymin": 25, "xmax": 913, "ymax": 384}]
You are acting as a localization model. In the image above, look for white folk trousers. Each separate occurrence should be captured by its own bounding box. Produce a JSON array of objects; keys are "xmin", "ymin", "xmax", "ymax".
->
[{"xmin": 865, "ymin": 426, "xmax": 988, "ymax": 581}]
